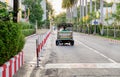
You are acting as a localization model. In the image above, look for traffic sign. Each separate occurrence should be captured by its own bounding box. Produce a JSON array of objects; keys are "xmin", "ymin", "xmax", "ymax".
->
[{"xmin": 94, "ymin": 20, "xmax": 98, "ymax": 25}]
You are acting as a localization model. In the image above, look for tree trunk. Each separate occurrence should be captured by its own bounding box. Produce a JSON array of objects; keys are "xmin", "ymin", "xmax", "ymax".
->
[
  {"xmin": 100, "ymin": 0, "xmax": 104, "ymax": 35},
  {"xmin": 89, "ymin": 0, "xmax": 92, "ymax": 33},
  {"xmin": 86, "ymin": 0, "xmax": 88, "ymax": 34},
  {"xmin": 70, "ymin": 7, "xmax": 73, "ymax": 22},
  {"xmin": 13, "ymin": 0, "xmax": 19, "ymax": 23},
  {"xmin": 93, "ymin": 0, "xmax": 97, "ymax": 35},
  {"xmin": 114, "ymin": 24, "xmax": 116, "ymax": 38},
  {"xmin": 79, "ymin": 0, "xmax": 82, "ymax": 32}
]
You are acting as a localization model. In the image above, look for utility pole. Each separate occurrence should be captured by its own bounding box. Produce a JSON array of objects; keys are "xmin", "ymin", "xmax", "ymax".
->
[{"xmin": 13, "ymin": 0, "xmax": 19, "ymax": 22}]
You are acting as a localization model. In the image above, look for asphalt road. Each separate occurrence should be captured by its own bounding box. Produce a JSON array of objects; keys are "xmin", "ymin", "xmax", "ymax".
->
[{"xmin": 41, "ymin": 31, "xmax": 120, "ymax": 77}]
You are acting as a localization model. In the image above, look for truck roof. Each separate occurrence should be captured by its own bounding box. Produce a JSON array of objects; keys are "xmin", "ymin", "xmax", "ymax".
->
[{"xmin": 57, "ymin": 23, "xmax": 73, "ymax": 28}]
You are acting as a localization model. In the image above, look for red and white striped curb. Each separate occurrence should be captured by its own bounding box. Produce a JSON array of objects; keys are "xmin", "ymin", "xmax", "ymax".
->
[
  {"xmin": 0, "ymin": 52, "xmax": 24, "ymax": 77},
  {"xmin": 37, "ymin": 30, "xmax": 51, "ymax": 55}
]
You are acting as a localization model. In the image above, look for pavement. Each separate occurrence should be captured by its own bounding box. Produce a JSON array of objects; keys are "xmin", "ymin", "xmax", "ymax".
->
[
  {"xmin": 13, "ymin": 30, "xmax": 120, "ymax": 77},
  {"xmin": 13, "ymin": 29, "xmax": 51, "ymax": 77},
  {"xmin": 40, "ymin": 31, "xmax": 120, "ymax": 77}
]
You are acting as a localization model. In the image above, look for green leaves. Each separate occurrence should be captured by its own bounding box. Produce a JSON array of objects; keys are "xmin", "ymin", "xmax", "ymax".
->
[
  {"xmin": 54, "ymin": 13, "xmax": 66, "ymax": 24},
  {"xmin": 0, "ymin": 21, "xmax": 25, "ymax": 66},
  {"xmin": 0, "ymin": 1, "xmax": 10, "ymax": 21},
  {"xmin": 23, "ymin": 0, "xmax": 43, "ymax": 28},
  {"xmin": 111, "ymin": 3, "xmax": 120, "ymax": 25},
  {"xmin": 62, "ymin": 0, "xmax": 78, "ymax": 9}
]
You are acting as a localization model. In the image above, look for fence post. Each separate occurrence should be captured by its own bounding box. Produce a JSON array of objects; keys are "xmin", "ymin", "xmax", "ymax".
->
[{"xmin": 36, "ymin": 39, "xmax": 39, "ymax": 67}]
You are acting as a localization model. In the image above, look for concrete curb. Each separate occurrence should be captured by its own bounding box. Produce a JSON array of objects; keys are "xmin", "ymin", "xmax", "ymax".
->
[{"xmin": 0, "ymin": 52, "xmax": 24, "ymax": 77}]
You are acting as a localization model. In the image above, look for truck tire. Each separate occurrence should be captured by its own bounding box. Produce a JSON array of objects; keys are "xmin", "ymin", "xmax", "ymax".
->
[
  {"xmin": 56, "ymin": 40, "xmax": 59, "ymax": 46},
  {"xmin": 70, "ymin": 41, "xmax": 74, "ymax": 46}
]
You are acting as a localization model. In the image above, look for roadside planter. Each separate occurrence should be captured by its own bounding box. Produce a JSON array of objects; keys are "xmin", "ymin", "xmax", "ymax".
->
[{"xmin": 0, "ymin": 52, "xmax": 24, "ymax": 77}]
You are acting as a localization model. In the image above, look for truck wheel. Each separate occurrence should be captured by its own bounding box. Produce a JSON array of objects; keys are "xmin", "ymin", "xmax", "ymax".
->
[
  {"xmin": 70, "ymin": 41, "xmax": 74, "ymax": 46},
  {"xmin": 56, "ymin": 40, "xmax": 59, "ymax": 46}
]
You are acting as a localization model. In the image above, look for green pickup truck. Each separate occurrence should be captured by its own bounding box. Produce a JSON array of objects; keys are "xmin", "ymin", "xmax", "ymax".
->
[{"xmin": 56, "ymin": 23, "xmax": 74, "ymax": 46}]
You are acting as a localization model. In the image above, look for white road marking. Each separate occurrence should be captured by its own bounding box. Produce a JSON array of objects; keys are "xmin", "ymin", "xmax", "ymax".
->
[
  {"xmin": 45, "ymin": 63, "xmax": 120, "ymax": 69},
  {"xmin": 75, "ymin": 40, "xmax": 117, "ymax": 63}
]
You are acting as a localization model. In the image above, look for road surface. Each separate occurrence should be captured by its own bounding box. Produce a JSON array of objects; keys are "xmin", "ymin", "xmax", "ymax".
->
[
  {"xmin": 40, "ymin": 31, "xmax": 120, "ymax": 77},
  {"xmin": 13, "ymin": 30, "xmax": 120, "ymax": 77}
]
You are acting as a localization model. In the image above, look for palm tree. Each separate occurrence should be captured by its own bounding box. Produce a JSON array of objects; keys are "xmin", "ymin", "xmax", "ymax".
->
[
  {"xmin": 93, "ymin": 0, "xmax": 97, "ymax": 34},
  {"xmin": 100, "ymin": 0, "xmax": 104, "ymax": 35},
  {"xmin": 89, "ymin": 0, "xmax": 92, "ymax": 33},
  {"xmin": 80, "ymin": 0, "xmax": 84, "ymax": 21},
  {"xmin": 80, "ymin": 0, "xmax": 82, "ymax": 20},
  {"xmin": 90, "ymin": 0, "xmax": 92, "ymax": 14},
  {"xmin": 62, "ymin": 0, "xmax": 78, "ymax": 22},
  {"xmin": 85, "ymin": 0, "xmax": 88, "ymax": 33},
  {"xmin": 112, "ymin": 4, "xmax": 120, "ymax": 38}
]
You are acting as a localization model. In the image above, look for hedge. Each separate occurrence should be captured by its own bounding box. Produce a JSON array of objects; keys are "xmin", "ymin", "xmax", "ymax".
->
[
  {"xmin": 103, "ymin": 29, "xmax": 120, "ymax": 37},
  {"xmin": 0, "ymin": 21, "xmax": 25, "ymax": 66},
  {"xmin": 75, "ymin": 24, "xmax": 120, "ymax": 37},
  {"xmin": 18, "ymin": 22, "xmax": 35, "ymax": 37},
  {"xmin": 22, "ymin": 29, "xmax": 35, "ymax": 36},
  {"xmin": 18, "ymin": 22, "xmax": 34, "ymax": 29}
]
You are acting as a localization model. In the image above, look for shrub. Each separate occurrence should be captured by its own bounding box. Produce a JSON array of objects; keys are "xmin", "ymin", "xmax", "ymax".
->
[
  {"xmin": 0, "ymin": 21, "xmax": 25, "ymax": 66},
  {"xmin": 103, "ymin": 29, "xmax": 120, "ymax": 37},
  {"xmin": 116, "ymin": 30, "xmax": 120, "ymax": 37},
  {"xmin": 17, "ymin": 22, "xmax": 35, "ymax": 36},
  {"xmin": 0, "ymin": 1, "xmax": 11, "ymax": 21},
  {"xmin": 22, "ymin": 29, "xmax": 35, "ymax": 36},
  {"xmin": 18, "ymin": 22, "xmax": 34, "ymax": 29}
]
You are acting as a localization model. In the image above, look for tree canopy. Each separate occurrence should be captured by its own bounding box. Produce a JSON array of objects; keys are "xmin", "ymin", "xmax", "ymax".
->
[
  {"xmin": 0, "ymin": 1, "xmax": 10, "ymax": 21},
  {"xmin": 54, "ymin": 12, "xmax": 66, "ymax": 25},
  {"xmin": 87, "ymin": 0, "xmax": 113, "ymax": 12},
  {"xmin": 23, "ymin": 0, "xmax": 43, "ymax": 28},
  {"xmin": 62, "ymin": 0, "xmax": 78, "ymax": 9}
]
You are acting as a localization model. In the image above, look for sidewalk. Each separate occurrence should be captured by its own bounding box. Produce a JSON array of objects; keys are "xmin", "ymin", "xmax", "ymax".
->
[{"xmin": 13, "ymin": 29, "xmax": 51, "ymax": 77}]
